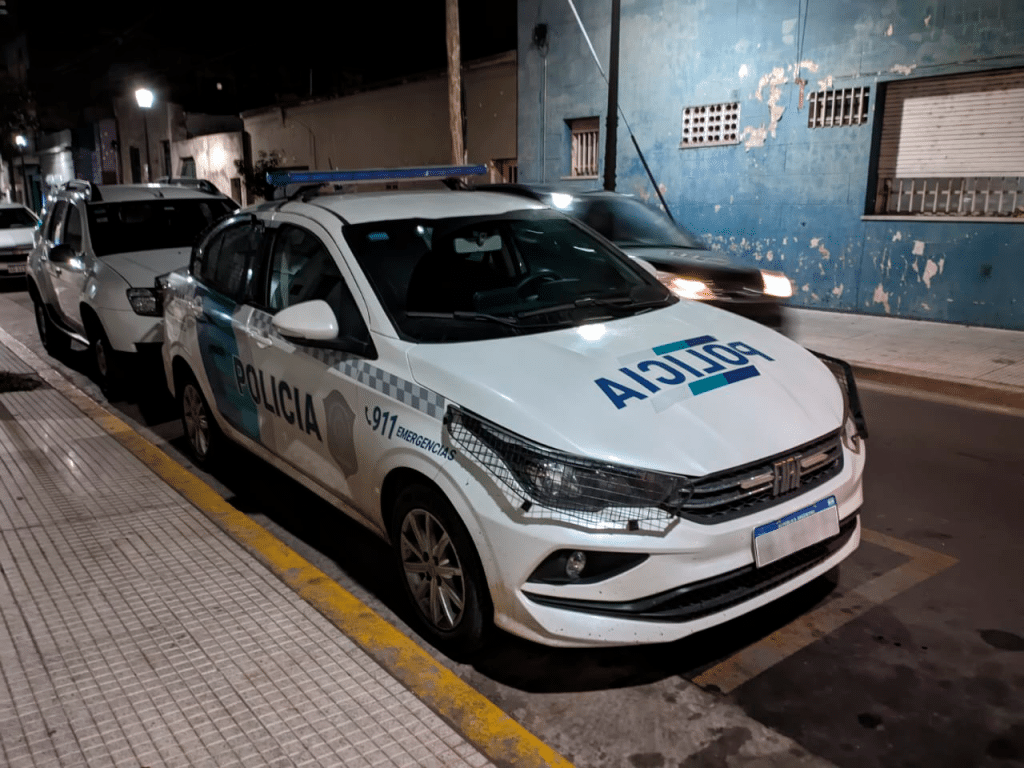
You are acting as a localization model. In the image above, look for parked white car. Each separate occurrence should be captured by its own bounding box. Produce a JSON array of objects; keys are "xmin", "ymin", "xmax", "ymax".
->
[
  {"xmin": 162, "ymin": 167, "xmax": 867, "ymax": 653},
  {"xmin": 27, "ymin": 180, "xmax": 236, "ymax": 392},
  {"xmin": 0, "ymin": 202, "xmax": 40, "ymax": 278}
]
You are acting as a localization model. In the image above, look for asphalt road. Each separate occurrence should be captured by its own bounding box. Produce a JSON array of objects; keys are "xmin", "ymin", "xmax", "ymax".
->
[{"xmin": 2, "ymin": 284, "xmax": 1022, "ymax": 768}]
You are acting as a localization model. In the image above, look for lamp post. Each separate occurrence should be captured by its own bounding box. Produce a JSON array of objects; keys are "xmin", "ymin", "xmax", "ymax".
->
[
  {"xmin": 135, "ymin": 88, "xmax": 154, "ymax": 182},
  {"xmin": 14, "ymin": 134, "xmax": 29, "ymax": 208}
]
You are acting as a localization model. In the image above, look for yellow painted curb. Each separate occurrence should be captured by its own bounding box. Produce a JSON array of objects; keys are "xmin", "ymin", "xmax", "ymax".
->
[{"xmin": 0, "ymin": 327, "xmax": 574, "ymax": 768}]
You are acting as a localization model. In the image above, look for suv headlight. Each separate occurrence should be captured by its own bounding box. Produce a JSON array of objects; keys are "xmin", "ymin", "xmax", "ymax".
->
[
  {"xmin": 811, "ymin": 351, "xmax": 868, "ymax": 453},
  {"xmin": 446, "ymin": 406, "xmax": 692, "ymax": 531},
  {"xmin": 126, "ymin": 272, "xmax": 173, "ymax": 317}
]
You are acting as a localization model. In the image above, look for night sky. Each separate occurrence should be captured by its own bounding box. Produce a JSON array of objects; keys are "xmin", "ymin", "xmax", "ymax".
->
[{"xmin": 17, "ymin": 0, "xmax": 517, "ymax": 126}]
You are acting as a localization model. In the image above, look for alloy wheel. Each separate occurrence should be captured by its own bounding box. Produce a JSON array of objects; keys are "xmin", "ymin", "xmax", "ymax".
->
[
  {"xmin": 399, "ymin": 508, "xmax": 466, "ymax": 631},
  {"xmin": 182, "ymin": 383, "xmax": 210, "ymax": 460}
]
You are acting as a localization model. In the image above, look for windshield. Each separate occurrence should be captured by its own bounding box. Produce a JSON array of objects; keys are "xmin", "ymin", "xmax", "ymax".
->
[
  {"xmin": 86, "ymin": 199, "xmax": 236, "ymax": 257},
  {"xmin": 0, "ymin": 207, "xmax": 37, "ymax": 229},
  {"xmin": 345, "ymin": 210, "xmax": 674, "ymax": 342},
  {"xmin": 566, "ymin": 196, "xmax": 706, "ymax": 250}
]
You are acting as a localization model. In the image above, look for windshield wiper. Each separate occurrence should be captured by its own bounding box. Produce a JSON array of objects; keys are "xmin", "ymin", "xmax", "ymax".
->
[
  {"xmin": 405, "ymin": 310, "xmax": 524, "ymax": 333},
  {"xmin": 516, "ymin": 293, "xmax": 673, "ymax": 319}
]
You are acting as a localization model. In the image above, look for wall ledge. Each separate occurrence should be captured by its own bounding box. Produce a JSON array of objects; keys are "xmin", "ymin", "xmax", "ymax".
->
[{"xmin": 862, "ymin": 215, "xmax": 1024, "ymax": 224}]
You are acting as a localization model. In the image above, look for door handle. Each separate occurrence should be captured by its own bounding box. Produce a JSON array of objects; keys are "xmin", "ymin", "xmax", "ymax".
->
[{"xmin": 53, "ymin": 266, "xmax": 62, "ymax": 276}]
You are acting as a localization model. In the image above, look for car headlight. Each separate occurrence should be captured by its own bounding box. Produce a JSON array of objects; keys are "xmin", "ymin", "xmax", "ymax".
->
[
  {"xmin": 446, "ymin": 406, "xmax": 692, "ymax": 531},
  {"xmin": 811, "ymin": 351, "xmax": 868, "ymax": 453},
  {"xmin": 761, "ymin": 270, "xmax": 794, "ymax": 298},
  {"xmin": 127, "ymin": 287, "xmax": 162, "ymax": 316},
  {"xmin": 658, "ymin": 271, "xmax": 715, "ymax": 300}
]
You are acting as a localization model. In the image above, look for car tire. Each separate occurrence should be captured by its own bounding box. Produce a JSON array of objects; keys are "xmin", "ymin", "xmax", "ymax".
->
[
  {"xmin": 392, "ymin": 484, "xmax": 491, "ymax": 657},
  {"xmin": 87, "ymin": 322, "xmax": 124, "ymax": 398},
  {"xmin": 179, "ymin": 373, "xmax": 221, "ymax": 469},
  {"xmin": 32, "ymin": 294, "xmax": 69, "ymax": 357}
]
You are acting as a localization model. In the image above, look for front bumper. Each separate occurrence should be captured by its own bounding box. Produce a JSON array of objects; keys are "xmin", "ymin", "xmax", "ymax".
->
[{"xmin": 452, "ymin": 440, "xmax": 865, "ymax": 648}]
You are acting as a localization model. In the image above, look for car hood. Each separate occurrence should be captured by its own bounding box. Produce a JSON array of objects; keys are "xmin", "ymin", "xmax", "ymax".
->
[
  {"xmin": 100, "ymin": 247, "xmax": 191, "ymax": 287},
  {"xmin": 0, "ymin": 227, "xmax": 36, "ymax": 249},
  {"xmin": 407, "ymin": 301, "xmax": 843, "ymax": 476},
  {"xmin": 619, "ymin": 245, "xmax": 761, "ymax": 278}
]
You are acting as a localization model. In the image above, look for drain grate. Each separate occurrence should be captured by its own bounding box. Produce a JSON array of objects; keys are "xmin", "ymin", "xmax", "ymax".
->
[{"xmin": 0, "ymin": 371, "xmax": 45, "ymax": 393}]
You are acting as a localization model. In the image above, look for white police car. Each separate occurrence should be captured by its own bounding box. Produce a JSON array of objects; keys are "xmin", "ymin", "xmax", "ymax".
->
[{"xmin": 162, "ymin": 166, "xmax": 867, "ymax": 653}]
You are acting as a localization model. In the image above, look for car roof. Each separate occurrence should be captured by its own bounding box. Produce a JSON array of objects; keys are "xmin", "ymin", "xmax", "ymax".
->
[
  {"xmin": 88, "ymin": 184, "xmax": 227, "ymax": 203},
  {"xmin": 294, "ymin": 189, "xmax": 549, "ymax": 224}
]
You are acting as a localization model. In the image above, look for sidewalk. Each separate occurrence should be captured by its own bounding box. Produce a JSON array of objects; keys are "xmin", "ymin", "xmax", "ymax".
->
[
  {"xmin": 789, "ymin": 307, "xmax": 1024, "ymax": 410},
  {"xmin": 0, "ymin": 328, "xmax": 567, "ymax": 768}
]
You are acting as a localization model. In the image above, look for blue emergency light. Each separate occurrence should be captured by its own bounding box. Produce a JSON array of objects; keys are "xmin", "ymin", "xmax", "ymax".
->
[{"xmin": 267, "ymin": 164, "xmax": 487, "ymax": 186}]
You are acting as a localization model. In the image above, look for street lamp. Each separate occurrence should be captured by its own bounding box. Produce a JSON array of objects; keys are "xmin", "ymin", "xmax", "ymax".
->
[
  {"xmin": 135, "ymin": 88, "xmax": 154, "ymax": 182},
  {"xmin": 14, "ymin": 134, "xmax": 29, "ymax": 208}
]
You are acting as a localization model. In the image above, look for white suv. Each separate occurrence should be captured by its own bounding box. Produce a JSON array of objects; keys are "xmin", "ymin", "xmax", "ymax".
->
[
  {"xmin": 163, "ymin": 167, "xmax": 867, "ymax": 654},
  {"xmin": 27, "ymin": 180, "xmax": 236, "ymax": 392}
]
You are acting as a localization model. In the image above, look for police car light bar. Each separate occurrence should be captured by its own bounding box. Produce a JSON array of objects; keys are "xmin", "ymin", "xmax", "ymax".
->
[{"xmin": 267, "ymin": 164, "xmax": 488, "ymax": 186}]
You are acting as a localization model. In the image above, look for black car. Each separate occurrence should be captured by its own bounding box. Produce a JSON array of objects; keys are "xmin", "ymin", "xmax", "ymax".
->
[{"xmin": 477, "ymin": 184, "xmax": 793, "ymax": 332}]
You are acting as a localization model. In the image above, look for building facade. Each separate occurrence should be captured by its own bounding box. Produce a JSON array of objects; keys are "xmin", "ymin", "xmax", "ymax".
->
[
  {"xmin": 517, "ymin": 0, "xmax": 1024, "ymax": 329},
  {"xmin": 243, "ymin": 52, "xmax": 518, "ymax": 189}
]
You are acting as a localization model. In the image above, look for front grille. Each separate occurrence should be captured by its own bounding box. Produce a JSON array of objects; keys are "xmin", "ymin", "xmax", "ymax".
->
[
  {"xmin": 0, "ymin": 246, "xmax": 31, "ymax": 262},
  {"xmin": 679, "ymin": 430, "xmax": 843, "ymax": 524},
  {"xmin": 523, "ymin": 513, "xmax": 858, "ymax": 623}
]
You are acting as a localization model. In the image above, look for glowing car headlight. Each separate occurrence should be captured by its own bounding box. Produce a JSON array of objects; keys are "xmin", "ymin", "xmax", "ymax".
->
[
  {"xmin": 659, "ymin": 272, "xmax": 715, "ymax": 301},
  {"xmin": 811, "ymin": 352, "xmax": 868, "ymax": 453},
  {"xmin": 446, "ymin": 406, "xmax": 692, "ymax": 529},
  {"xmin": 761, "ymin": 270, "xmax": 794, "ymax": 298}
]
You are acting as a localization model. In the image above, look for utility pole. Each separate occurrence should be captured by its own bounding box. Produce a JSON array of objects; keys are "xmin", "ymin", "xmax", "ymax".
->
[
  {"xmin": 603, "ymin": 0, "xmax": 621, "ymax": 191},
  {"xmin": 446, "ymin": 0, "xmax": 465, "ymax": 165}
]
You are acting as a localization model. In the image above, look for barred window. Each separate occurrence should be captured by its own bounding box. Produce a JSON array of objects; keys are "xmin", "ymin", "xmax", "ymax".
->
[
  {"xmin": 870, "ymin": 68, "xmax": 1024, "ymax": 218},
  {"xmin": 808, "ymin": 87, "xmax": 870, "ymax": 127},
  {"xmin": 569, "ymin": 117, "xmax": 600, "ymax": 177},
  {"xmin": 680, "ymin": 102, "xmax": 741, "ymax": 148}
]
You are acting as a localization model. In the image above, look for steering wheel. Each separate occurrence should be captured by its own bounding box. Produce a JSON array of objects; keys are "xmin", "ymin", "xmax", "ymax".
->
[{"xmin": 515, "ymin": 269, "xmax": 563, "ymax": 298}]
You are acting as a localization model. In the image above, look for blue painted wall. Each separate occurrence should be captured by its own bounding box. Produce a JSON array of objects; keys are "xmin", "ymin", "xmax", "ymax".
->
[{"xmin": 517, "ymin": 0, "xmax": 1024, "ymax": 329}]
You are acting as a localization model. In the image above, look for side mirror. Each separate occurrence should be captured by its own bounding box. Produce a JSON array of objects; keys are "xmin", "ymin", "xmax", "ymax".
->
[
  {"xmin": 272, "ymin": 299, "xmax": 338, "ymax": 341},
  {"xmin": 50, "ymin": 243, "xmax": 77, "ymax": 264}
]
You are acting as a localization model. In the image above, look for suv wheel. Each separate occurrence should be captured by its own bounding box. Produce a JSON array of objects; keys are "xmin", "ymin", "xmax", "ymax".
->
[
  {"xmin": 392, "ymin": 484, "xmax": 491, "ymax": 656},
  {"xmin": 179, "ymin": 374, "xmax": 221, "ymax": 468},
  {"xmin": 88, "ymin": 322, "xmax": 123, "ymax": 398},
  {"xmin": 32, "ymin": 294, "xmax": 69, "ymax": 357}
]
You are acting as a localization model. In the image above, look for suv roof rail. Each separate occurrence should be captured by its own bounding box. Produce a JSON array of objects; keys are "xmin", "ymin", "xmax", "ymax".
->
[
  {"xmin": 267, "ymin": 164, "xmax": 488, "ymax": 200},
  {"xmin": 154, "ymin": 177, "xmax": 221, "ymax": 196},
  {"xmin": 61, "ymin": 179, "xmax": 102, "ymax": 202}
]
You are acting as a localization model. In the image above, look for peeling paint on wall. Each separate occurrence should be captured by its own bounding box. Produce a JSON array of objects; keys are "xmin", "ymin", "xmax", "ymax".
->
[
  {"xmin": 749, "ymin": 66, "xmax": 787, "ymax": 143},
  {"xmin": 739, "ymin": 64, "xmax": 749, "ymax": 78},
  {"xmin": 742, "ymin": 124, "xmax": 768, "ymax": 148},
  {"xmin": 924, "ymin": 14, "xmax": 931, "ymax": 26},
  {"xmin": 886, "ymin": 23, "xmax": 894, "ymax": 36},
  {"xmin": 923, "ymin": 259, "xmax": 939, "ymax": 289},
  {"xmin": 891, "ymin": 64, "xmax": 917, "ymax": 75},
  {"xmin": 892, "ymin": 232, "xmax": 903, "ymax": 242},
  {"xmin": 873, "ymin": 283, "xmax": 891, "ymax": 314},
  {"xmin": 714, "ymin": 204, "xmax": 721, "ymax": 212},
  {"xmin": 938, "ymin": 257, "xmax": 945, "ymax": 274},
  {"xmin": 912, "ymin": 240, "xmax": 925, "ymax": 256},
  {"xmin": 832, "ymin": 284, "xmax": 844, "ymax": 297},
  {"xmin": 817, "ymin": 76, "xmax": 834, "ymax": 90}
]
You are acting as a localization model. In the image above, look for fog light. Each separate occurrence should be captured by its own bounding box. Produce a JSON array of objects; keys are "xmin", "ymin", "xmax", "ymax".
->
[{"xmin": 565, "ymin": 550, "xmax": 587, "ymax": 580}]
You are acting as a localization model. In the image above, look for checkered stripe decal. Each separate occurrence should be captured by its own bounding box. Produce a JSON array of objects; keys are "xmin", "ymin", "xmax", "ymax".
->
[
  {"xmin": 249, "ymin": 309, "xmax": 275, "ymax": 335},
  {"xmin": 252, "ymin": 308, "xmax": 445, "ymax": 420}
]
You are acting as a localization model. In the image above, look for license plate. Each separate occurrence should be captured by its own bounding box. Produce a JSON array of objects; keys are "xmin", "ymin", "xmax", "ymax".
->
[
  {"xmin": 753, "ymin": 496, "xmax": 840, "ymax": 567},
  {"xmin": 5, "ymin": 264, "xmax": 26, "ymax": 274}
]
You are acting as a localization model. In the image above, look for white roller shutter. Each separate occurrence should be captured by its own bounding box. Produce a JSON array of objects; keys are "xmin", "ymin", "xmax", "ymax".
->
[
  {"xmin": 878, "ymin": 69, "xmax": 1024, "ymax": 177},
  {"xmin": 875, "ymin": 68, "xmax": 1024, "ymax": 216}
]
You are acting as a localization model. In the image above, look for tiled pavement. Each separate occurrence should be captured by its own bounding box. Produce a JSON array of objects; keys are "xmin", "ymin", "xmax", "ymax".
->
[{"xmin": 0, "ymin": 340, "xmax": 496, "ymax": 768}]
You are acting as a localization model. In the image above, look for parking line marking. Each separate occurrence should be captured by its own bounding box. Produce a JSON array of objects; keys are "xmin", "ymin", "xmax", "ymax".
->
[
  {"xmin": 0, "ymin": 326, "xmax": 575, "ymax": 768},
  {"xmin": 691, "ymin": 527, "xmax": 958, "ymax": 694}
]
